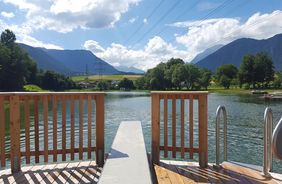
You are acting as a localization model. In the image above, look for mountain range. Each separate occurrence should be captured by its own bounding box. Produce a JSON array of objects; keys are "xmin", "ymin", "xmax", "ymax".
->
[
  {"xmin": 19, "ymin": 44, "xmax": 142, "ymax": 75},
  {"xmin": 194, "ymin": 34, "xmax": 282, "ymax": 71}
]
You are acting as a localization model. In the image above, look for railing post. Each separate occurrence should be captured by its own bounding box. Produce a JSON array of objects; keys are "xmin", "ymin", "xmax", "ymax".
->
[
  {"xmin": 10, "ymin": 95, "xmax": 21, "ymax": 173},
  {"xmin": 96, "ymin": 94, "xmax": 105, "ymax": 167},
  {"xmin": 198, "ymin": 94, "xmax": 208, "ymax": 168},
  {"xmin": 151, "ymin": 93, "xmax": 160, "ymax": 165},
  {"xmin": 263, "ymin": 107, "xmax": 273, "ymax": 177}
]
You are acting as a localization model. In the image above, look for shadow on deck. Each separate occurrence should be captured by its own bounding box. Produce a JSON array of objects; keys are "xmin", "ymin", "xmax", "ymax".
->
[
  {"xmin": 0, "ymin": 160, "xmax": 101, "ymax": 184},
  {"xmin": 154, "ymin": 160, "xmax": 282, "ymax": 184}
]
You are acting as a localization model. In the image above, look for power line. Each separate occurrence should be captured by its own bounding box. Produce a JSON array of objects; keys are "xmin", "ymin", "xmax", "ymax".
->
[
  {"xmin": 167, "ymin": 0, "xmax": 235, "ymax": 43},
  {"xmin": 125, "ymin": 0, "xmax": 165, "ymax": 44},
  {"xmin": 154, "ymin": 0, "xmax": 199, "ymax": 37},
  {"xmin": 133, "ymin": 0, "xmax": 182, "ymax": 44}
]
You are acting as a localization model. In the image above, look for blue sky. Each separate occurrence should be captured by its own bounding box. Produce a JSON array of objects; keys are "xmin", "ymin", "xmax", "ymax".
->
[{"xmin": 0, "ymin": 0, "xmax": 282, "ymax": 70}]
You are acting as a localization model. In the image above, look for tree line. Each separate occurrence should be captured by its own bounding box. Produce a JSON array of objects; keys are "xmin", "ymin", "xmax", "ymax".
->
[
  {"xmin": 0, "ymin": 30, "xmax": 76, "ymax": 91},
  {"xmin": 132, "ymin": 52, "xmax": 278, "ymax": 90}
]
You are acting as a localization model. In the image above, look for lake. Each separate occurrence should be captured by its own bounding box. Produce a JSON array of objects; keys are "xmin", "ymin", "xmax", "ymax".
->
[
  {"xmin": 104, "ymin": 92, "xmax": 282, "ymax": 173},
  {"xmin": 6, "ymin": 92, "xmax": 282, "ymax": 173}
]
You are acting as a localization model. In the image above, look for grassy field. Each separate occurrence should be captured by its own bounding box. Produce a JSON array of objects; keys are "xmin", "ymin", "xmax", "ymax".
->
[{"xmin": 72, "ymin": 74, "xmax": 143, "ymax": 82}]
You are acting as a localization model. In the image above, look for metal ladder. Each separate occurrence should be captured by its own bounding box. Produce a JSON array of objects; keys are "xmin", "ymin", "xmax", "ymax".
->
[
  {"xmin": 214, "ymin": 105, "xmax": 279, "ymax": 177},
  {"xmin": 215, "ymin": 105, "xmax": 227, "ymax": 167}
]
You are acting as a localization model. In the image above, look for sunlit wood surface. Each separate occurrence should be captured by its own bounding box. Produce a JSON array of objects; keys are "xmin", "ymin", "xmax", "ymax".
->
[
  {"xmin": 0, "ymin": 160, "xmax": 101, "ymax": 184},
  {"xmin": 154, "ymin": 160, "xmax": 282, "ymax": 184}
]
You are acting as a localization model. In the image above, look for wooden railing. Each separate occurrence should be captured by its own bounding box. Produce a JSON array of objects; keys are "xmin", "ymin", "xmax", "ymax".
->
[
  {"xmin": 0, "ymin": 92, "xmax": 105, "ymax": 173},
  {"xmin": 151, "ymin": 91, "xmax": 208, "ymax": 168}
]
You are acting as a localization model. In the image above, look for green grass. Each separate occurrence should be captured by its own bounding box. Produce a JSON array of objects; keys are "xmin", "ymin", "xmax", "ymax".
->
[
  {"xmin": 72, "ymin": 74, "xmax": 143, "ymax": 82},
  {"xmin": 23, "ymin": 84, "xmax": 48, "ymax": 92}
]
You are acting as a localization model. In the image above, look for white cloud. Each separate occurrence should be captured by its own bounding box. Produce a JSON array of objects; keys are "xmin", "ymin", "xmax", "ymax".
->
[
  {"xmin": 143, "ymin": 18, "xmax": 148, "ymax": 24},
  {"xmin": 174, "ymin": 10, "xmax": 282, "ymax": 59},
  {"xmin": 83, "ymin": 10, "xmax": 282, "ymax": 70},
  {"xmin": 84, "ymin": 36, "xmax": 188, "ymax": 70},
  {"xmin": 0, "ymin": 20, "xmax": 63, "ymax": 49},
  {"xmin": 1, "ymin": 11, "xmax": 15, "ymax": 18},
  {"xmin": 3, "ymin": 0, "xmax": 141, "ymax": 33},
  {"xmin": 196, "ymin": 2, "xmax": 220, "ymax": 11},
  {"xmin": 129, "ymin": 17, "xmax": 137, "ymax": 23}
]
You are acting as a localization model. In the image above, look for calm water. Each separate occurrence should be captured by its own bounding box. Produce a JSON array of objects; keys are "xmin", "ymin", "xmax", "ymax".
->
[
  {"xmin": 6, "ymin": 92, "xmax": 282, "ymax": 172},
  {"xmin": 104, "ymin": 92, "xmax": 282, "ymax": 173}
]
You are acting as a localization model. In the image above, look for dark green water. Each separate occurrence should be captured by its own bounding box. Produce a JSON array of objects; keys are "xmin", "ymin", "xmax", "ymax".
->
[{"xmin": 3, "ymin": 92, "xmax": 282, "ymax": 173}]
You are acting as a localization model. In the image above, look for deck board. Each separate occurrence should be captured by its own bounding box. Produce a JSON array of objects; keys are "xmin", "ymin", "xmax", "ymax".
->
[
  {"xmin": 155, "ymin": 160, "xmax": 281, "ymax": 184},
  {"xmin": 0, "ymin": 160, "xmax": 101, "ymax": 184}
]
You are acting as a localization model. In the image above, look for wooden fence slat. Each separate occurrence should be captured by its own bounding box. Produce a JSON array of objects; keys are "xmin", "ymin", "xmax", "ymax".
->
[
  {"xmin": 0, "ymin": 97, "xmax": 5, "ymax": 167},
  {"xmin": 79, "ymin": 95, "xmax": 83, "ymax": 160},
  {"xmin": 96, "ymin": 95, "xmax": 105, "ymax": 167},
  {"xmin": 151, "ymin": 94, "xmax": 160, "ymax": 164},
  {"xmin": 181, "ymin": 95, "xmax": 185, "ymax": 158},
  {"xmin": 24, "ymin": 97, "xmax": 30, "ymax": 164},
  {"xmin": 52, "ymin": 95, "xmax": 57, "ymax": 162},
  {"xmin": 164, "ymin": 95, "xmax": 168, "ymax": 158},
  {"xmin": 198, "ymin": 94, "xmax": 208, "ymax": 168},
  {"xmin": 87, "ymin": 95, "xmax": 92, "ymax": 159},
  {"xmin": 189, "ymin": 95, "xmax": 194, "ymax": 159},
  {"xmin": 10, "ymin": 95, "xmax": 21, "ymax": 173},
  {"xmin": 70, "ymin": 95, "xmax": 75, "ymax": 160},
  {"xmin": 61, "ymin": 95, "xmax": 66, "ymax": 161},
  {"xmin": 172, "ymin": 96, "xmax": 176, "ymax": 158},
  {"xmin": 34, "ymin": 97, "xmax": 39, "ymax": 163},
  {"xmin": 43, "ymin": 95, "xmax": 48, "ymax": 163}
]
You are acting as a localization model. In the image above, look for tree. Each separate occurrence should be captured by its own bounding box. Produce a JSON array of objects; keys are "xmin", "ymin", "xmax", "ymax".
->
[
  {"xmin": 216, "ymin": 64, "xmax": 238, "ymax": 89},
  {"xmin": 97, "ymin": 80, "xmax": 109, "ymax": 91},
  {"xmin": 254, "ymin": 52, "xmax": 274, "ymax": 88},
  {"xmin": 172, "ymin": 64, "xmax": 186, "ymax": 89},
  {"xmin": 200, "ymin": 69, "xmax": 212, "ymax": 90},
  {"xmin": 239, "ymin": 52, "xmax": 274, "ymax": 88},
  {"xmin": 0, "ymin": 30, "xmax": 35, "ymax": 91},
  {"xmin": 135, "ymin": 77, "xmax": 148, "ymax": 90},
  {"xmin": 119, "ymin": 78, "xmax": 134, "ymax": 90},
  {"xmin": 185, "ymin": 64, "xmax": 201, "ymax": 90},
  {"xmin": 1, "ymin": 29, "xmax": 16, "ymax": 47},
  {"xmin": 239, "ymin": 54, "xmax": 255, "ymax": 88}
]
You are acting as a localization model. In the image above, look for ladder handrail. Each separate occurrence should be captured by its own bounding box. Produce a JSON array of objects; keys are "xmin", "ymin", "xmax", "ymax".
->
[
  {"xmin": 215, "ymin": 105, "xmax": 227, "ymax": 166},
  {"xmin": 263, "ymin": 107, "xmax": 273, "ymax": 177}
]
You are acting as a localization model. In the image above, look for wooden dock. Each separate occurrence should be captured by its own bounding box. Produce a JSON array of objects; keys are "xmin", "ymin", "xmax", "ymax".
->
[
  {"xmin": 0, "ymin": 160, "xmax": 101, "ymax": 184},
  {"xmin": 154, "ymin": 160, "xmax": 282, "ymax": 184}
]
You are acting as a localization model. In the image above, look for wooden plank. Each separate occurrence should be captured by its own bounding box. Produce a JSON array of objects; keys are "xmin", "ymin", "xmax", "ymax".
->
[
  {"xmin": 79, "ymin": 95, "xmax": 84, "ymax": 160},
  {"xmin": 96, "ymin": 95, "xmax": 105, "ymax": 167},
  {"xmin": 180, "ymin": 95, "xmax": 185, "ymax": 158},
  {"xmin": 87, "ymin": 95, "xmax": 92, "ymax": 159},
  {"xmin": 18, "ymin": 147, "xmax": 96, "ymax": 156},
  {"xmin": 198, "ymin": 94, "xmax": 208, "ymax": 168},
  {"xmin": 43, "ymin": 95, "xmax": 48, "ymax": 163},
  {"xmin": 189, "ymin": 95, "xmax": 194, "ymax": 159},
  {"xmin": 52, "ymin": 95, "xmax": 57, "ymax": 162},
  {"xmin": 24, "ymin": 96, "xmax": 30, "ymax": 164},
  {"xmin": 151, "ymin": 93, "xmax": 160, "ymax": 164},
  {"xmin": 34, "ymin": 96, "xmax": 40, "ymax": 163},
  {"xmin": 172, "ymin": 96, "xmax": 176, "ymax": 158},
  {"xmin": 159, "ymin": 146, "xmax": 199, "ymax": 153},
  {"xmin": 154, "ymin": 165, "xmax": 172, "ymax": 184},
  {"xmin": 61, "ymin": 95, "xmax": 66, "ymax": 161},
  {"xmin": 9, "ymin": 95, "xmax": 21, "ymax": 173},
  {"xmin": 0, "ymin": 96, "xmax": 5, "ymax": 167},
  {"xmin": 164, "ymin": 95, "xmax": 168, "ymax": 158},
  {"xmin": 70, "ymin": 95, "xmax": 75, "ymax": 160}
]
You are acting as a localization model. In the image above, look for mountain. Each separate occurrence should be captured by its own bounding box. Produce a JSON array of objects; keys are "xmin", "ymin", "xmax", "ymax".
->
[
  {"xmin": 19, "ymin": 43, "xmax": 71, "ymax": 74},
  {"xmin": 43, "ymin": 49, "xmax": 120, "ymax": 75},
  {"xmin": 190, "ymin": 45, "xmax": 222, "ymax": 64},
  {"xmin": 19, "ymin": 43, "xmax": 120, "ymax": 75},
  {"xmin": 196, "ymin": 34, "xmax": 282, "ymax": 71},
  {"xmin": 115, "ymin": 66, "xmax": 145, "ymax": 74}
]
